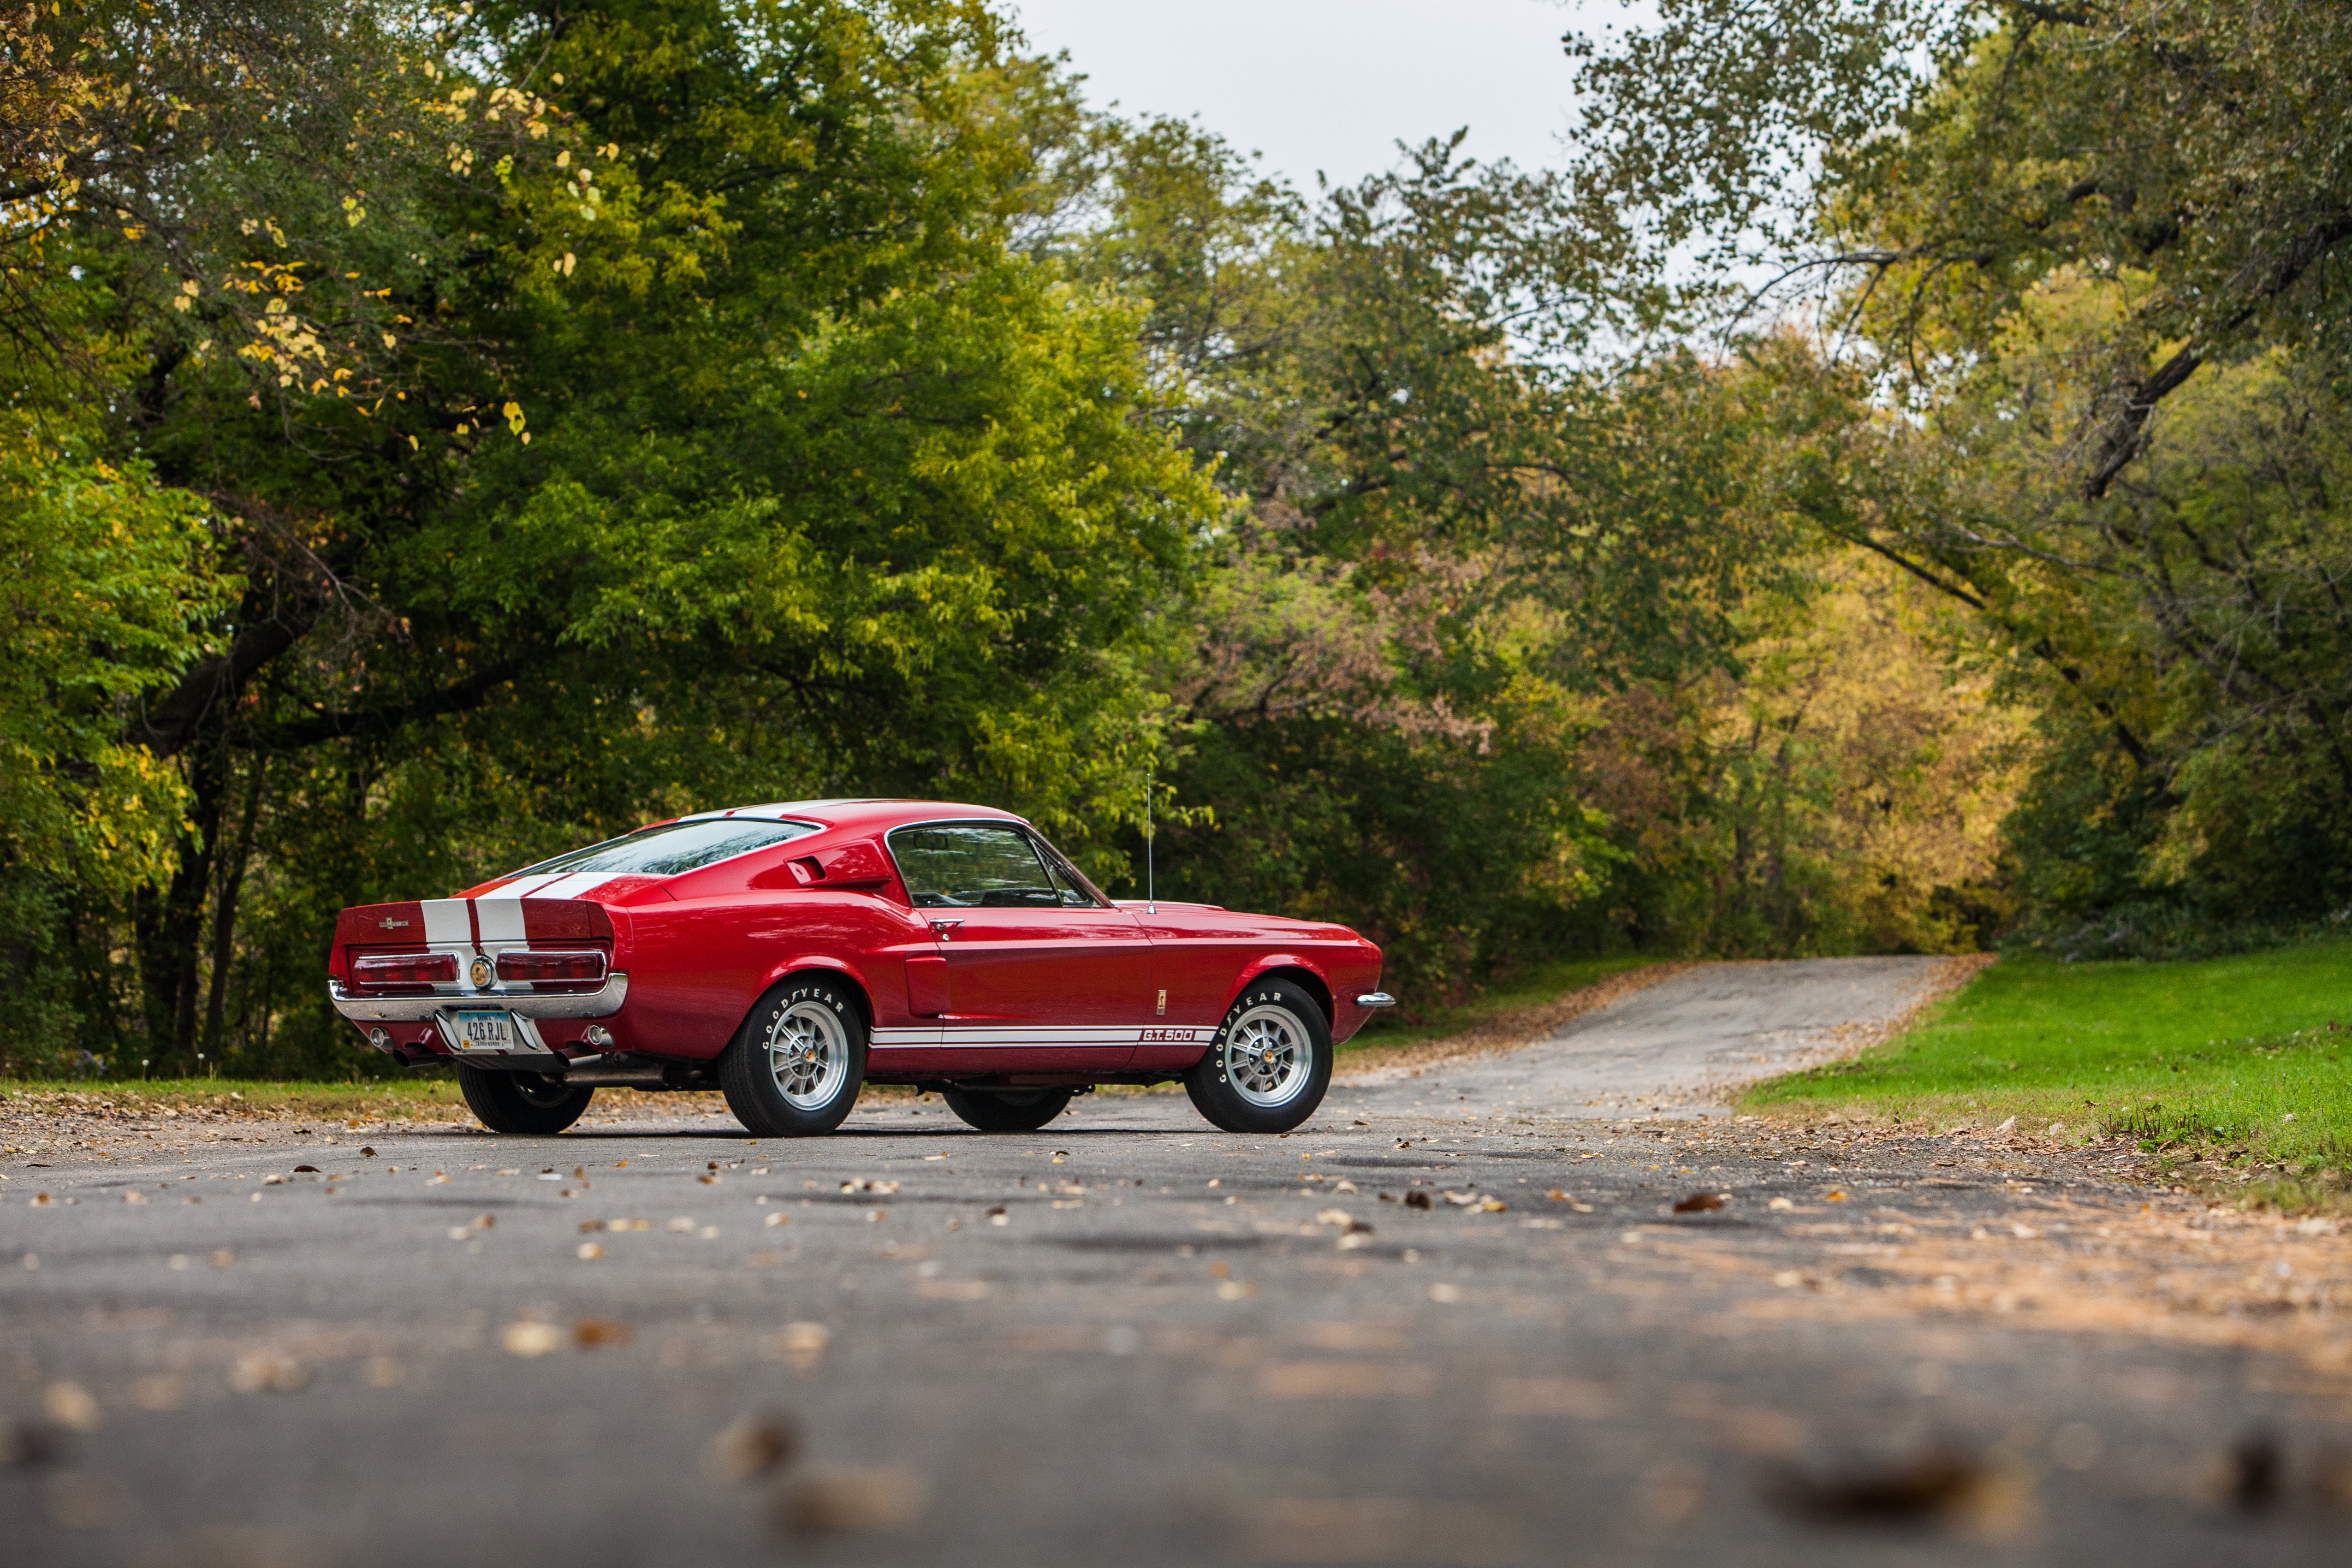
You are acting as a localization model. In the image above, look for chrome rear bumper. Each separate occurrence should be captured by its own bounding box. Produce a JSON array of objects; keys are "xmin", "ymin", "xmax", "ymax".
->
[{"xmin": 328, "ymin": 973, "xmax": 630, "ymax": 1023}]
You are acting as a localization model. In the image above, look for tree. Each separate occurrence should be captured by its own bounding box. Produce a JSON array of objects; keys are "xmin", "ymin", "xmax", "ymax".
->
[
  {"xmin": 18, "ymin": 0, "xmax": 1220, "ymax": 1072},
  {"xmin": 1568, "ymin": 0, "xmax": 2352, "ymax": 495}
]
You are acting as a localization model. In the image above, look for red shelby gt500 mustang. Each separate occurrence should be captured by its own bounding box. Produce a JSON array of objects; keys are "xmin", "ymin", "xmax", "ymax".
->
[{"xmin": 329, "ymin": 799, "xmax": 1393, "ymax": 1138}]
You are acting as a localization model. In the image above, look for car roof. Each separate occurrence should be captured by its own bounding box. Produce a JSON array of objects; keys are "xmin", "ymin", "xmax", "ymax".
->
[{"xmin": 670, "ymin": 799, "xmax": 1027, "ymax": 833}]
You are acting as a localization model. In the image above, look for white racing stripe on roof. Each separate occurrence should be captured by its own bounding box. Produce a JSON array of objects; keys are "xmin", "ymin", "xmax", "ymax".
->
[
  {"xmin": 495, "ymin": 874, "xmax": 564, "ymax": 899},
  {"xmin": 531, "ymin": 872, "xmax": 617, "ymax": 901},
  {"xmin": 420, "ymin": 899, "xmax": 471, "ymax": 946}
]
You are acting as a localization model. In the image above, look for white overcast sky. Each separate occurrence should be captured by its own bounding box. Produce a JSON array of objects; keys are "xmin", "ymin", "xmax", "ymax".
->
[{"xmin": 1008, "ymin": 0, "xmax": 1638, "ymax": 193}]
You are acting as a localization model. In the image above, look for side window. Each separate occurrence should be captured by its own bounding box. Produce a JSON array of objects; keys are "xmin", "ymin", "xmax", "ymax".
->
[
  {"xmin": 889, "ymin": 825, "xmax": 1059, "ymax": 909},
  {"xmin": 1028, "ymin": 835, "xmax": 1100, "ymax": 908}
]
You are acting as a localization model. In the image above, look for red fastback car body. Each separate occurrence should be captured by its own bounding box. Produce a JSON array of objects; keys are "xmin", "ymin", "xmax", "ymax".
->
[{"xmin": 328, "ymin": 800, "xmax": 1392, "ymax": 1137}]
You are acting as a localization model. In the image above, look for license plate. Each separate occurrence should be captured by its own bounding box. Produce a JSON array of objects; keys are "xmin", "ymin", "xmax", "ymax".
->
[{"xmin": 451, "ymin": 1010, "xmax": 516, "ymax": 1053}]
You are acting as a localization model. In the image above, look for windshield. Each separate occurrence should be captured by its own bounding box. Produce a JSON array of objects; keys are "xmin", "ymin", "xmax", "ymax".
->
[{"xmin": 510, "ymin": 818, "xmax": 817, "ymax": 879}]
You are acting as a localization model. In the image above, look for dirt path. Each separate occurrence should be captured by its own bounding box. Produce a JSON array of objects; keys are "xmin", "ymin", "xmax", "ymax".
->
[{"xmin": 1334, "ymin": 955, "xmax": 1978, "ymax": 1121}]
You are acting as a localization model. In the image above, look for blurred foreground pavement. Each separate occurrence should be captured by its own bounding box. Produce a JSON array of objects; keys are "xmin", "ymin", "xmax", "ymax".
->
[{"xmin": 5, "ymin": 959, "xmax": 2349, "ymax": 1566}]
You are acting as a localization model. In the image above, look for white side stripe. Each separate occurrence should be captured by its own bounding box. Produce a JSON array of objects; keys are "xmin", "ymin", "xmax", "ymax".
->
[{"xmin": 867, "ymin": 1025, "xmax": 1206, "ymax": 1052}]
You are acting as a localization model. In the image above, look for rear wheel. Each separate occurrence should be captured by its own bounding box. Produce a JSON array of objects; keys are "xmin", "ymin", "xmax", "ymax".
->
[
  {"xmin": 455, "ymin": 1064, "xmax": 595, "ymax": 1135},
  {"xmin": 1185, "ymin": 979, "xmax": 1331, "ymax": 1134},
  {"xmin": 719, "ymin": 976, "xmax": 867, "ymax": 1137},
  {"xmin": 941, "ymin": 1085, "xmax": 1074, "ymax": 1133}
]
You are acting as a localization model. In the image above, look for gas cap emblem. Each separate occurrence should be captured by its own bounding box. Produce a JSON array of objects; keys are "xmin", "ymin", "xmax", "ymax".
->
[{"xmin": 469, "ymin": 956, "xmax": 495, "ymax": 990}]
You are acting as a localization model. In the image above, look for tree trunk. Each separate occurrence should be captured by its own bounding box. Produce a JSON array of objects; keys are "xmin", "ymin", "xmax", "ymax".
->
[
  {"xmin": 201, "ymin": 754, "xmax": 266, "ymax": 1058},
  {"xmin": 133, "ymin": 744, "xmax": 225, "ymax": 1070}
]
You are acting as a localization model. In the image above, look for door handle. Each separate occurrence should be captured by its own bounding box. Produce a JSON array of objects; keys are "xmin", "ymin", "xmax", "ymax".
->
[{"xmin": 928, "ymin": 919, "xmax": 964, "ymax": 941}]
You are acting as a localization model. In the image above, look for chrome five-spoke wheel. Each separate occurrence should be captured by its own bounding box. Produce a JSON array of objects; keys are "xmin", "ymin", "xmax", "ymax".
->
[
  {"xmin": 1222, "ymin": 1004, "xmax": 1312, "ymax": 1108},
  {"xmin": 720, "ymin": 977, "xmax": 867, "ymax": 1136},
  {"xmin": 1187, "ymin": 980, "xmax": 1333, "ymax": 1134},
  {"xmin": 766, "ymin": 1000, "xmax": 849, "ymax": 1110}
]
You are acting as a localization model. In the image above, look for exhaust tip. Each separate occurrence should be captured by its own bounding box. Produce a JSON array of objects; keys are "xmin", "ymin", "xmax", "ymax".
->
[{"xmin": 583, "ymin": 1025, "xmax": 615, "ymax": 1050}]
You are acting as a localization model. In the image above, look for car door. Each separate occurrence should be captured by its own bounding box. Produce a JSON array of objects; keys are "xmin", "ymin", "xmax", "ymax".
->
[{"xmin": 885, "ymin": 820, "xmax": 1154, "ymax": 1068}]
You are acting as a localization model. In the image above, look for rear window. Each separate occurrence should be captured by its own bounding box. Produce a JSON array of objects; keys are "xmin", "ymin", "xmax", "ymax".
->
[{"xmin": 511, "ymin": 818, "xmax": 817, "ymax": 879}]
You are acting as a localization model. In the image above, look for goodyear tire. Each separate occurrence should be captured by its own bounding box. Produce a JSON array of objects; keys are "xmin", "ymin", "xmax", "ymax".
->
[
  {"xmin": 942, "ymin": 1085, "xmax": 1074, "ymax": 1133},
  {"xmin": 1185, "ymin": 978, "xmax": 1332, "ymax": 1134},
  {"xmin": 719, "ymin": 976, "xmax": 868, "ymax": 1137},
  {"xmin": 455, "ymin": 1064, "xmax": 595, "ymax": 1135}
]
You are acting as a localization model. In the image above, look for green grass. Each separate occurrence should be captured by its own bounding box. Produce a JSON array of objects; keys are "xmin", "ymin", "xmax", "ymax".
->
[
  {"xmin": 1747, "ymin": 942, "xmax": 2352, "ymax": 1200},
  {"xmin": 1340, "ymin": 954, "xmax": 1665, "ymax": 1055}
]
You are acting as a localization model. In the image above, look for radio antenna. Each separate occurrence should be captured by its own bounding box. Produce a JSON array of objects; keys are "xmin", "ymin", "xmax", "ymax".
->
[{"xmin": 1145, "ymin": 763, "xmax": 1156, "ymax": 915}]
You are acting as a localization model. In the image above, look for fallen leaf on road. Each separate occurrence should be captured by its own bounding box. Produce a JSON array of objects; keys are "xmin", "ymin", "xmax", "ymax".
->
[
  {"xmin": 500, "ymin": 1322, "xmax": 565, "ymax": 1357},
  {"xmin": 360, "ymin": 1147, "xmax": 376, "ymax": 1157},
  {"xmin": 209, "ymin": 1250, "xmax": 234, "ymax": 1268},
  {"xmin": 1673, "ymin": 1192, "xmax": 1726, "ymax": 1214},
  {"xmin": 122, "ymin": 1191, "xmax": 146, "ymax": 1204},
  {"xmin": 1403, "ymin": 1191, "xmax": 1431, "ymax": 1211},
  {"xmin": 0, "ymin": 1419, "xmax": 66, "ymax": 1467},
  {"xmin": 1769, "ymin": 1198, "xmax": 1797, "ymax": 1212},
  {"xmin": 1763, "ymin": 1447, "xmax": 2024, "ymax": 1534},
  {"xmin": 770, "ymin": 1321, "xmax": 829, "ymax": 1372},
  {"xmin": 291, "ymin": 1165, "xmax": 319, "ymax": 1174},
  {"xmin": 664, "ymin": 1217, "xmax": 696, "ymax": 1233},
  {"xmin": 230, "ymin": 1352, "xmax": 310, "ymax": 1393},
  {"xmin": 774, "ymin": 1466, "xmax": 930, "ymax": 1536},
  {"xmin": 42, "ymin": 1383, "xmax": 98, "ymax": 1432},
  {"xmin": 1825, "ymin": 1191, "xmax": 1848, "ymax": 1202},
  {"xmin": 572, "ymin": 1319, "xmax": 632, "ymax": 1348},
  {"xmin": 986, "ymin": 1206, "xmax": 1008, "ymax": 1227},
  {"xmin": 576, "ymin": 1242, "xmax": 605, "ymax": 1260},
  {"xmin": 764, "ymin": 1212, "xmax": 790, "ymax": 1228},
  {"xmin": 707, "ymin": 1413, "xmax": 797, "ymax": 1482},
  {"xmin": 1441, "ymin": 1190, "xmax": 1479, "ymax": 1207}
]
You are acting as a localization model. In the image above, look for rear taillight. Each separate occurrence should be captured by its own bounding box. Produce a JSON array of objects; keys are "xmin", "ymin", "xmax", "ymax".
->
[
  {"xmin": 495, "ymin": 950, "xmax": 608, "ymax": 985},
  {"xmin": 350, "ymin": 953, "xmax": 458, "ymax": 987}
]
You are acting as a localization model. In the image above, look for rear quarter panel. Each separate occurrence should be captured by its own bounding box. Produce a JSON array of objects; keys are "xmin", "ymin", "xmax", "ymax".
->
[{"xmin": 619, "ymin": 837, "xmax": 933, "ymax": 1057}]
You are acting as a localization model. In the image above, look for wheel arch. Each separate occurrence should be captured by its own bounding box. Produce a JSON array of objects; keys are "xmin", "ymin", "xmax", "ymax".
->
[
  {"xmin": 751, "ymin": 960, "xmax": 876, "ymax": 1036},
  {"xmin": 1231, "ymin": 959, "xmax": 1333, "ymax": 1025}
]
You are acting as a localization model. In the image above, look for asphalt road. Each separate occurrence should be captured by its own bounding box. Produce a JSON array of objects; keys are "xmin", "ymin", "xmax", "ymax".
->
[{"xmin": 6, "ymin": 958, "xmax": 2352, "ymax": 1567}]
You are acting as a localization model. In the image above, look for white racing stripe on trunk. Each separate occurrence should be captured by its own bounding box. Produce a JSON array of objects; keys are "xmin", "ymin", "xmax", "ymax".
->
[
  {"xmin": 419, "ymin": 899, "xmax": 471, "ymax": 946},
  {"xmin": 472, "ymin": 898, "xmax": 528, "ymax": 944}
]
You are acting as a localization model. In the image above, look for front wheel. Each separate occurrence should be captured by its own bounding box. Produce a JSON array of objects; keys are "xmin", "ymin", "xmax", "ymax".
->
[
  {"xmin": 455, "ymin": 1065, "xmax": 595, "ymax": 1135},
  {"xmin": 719, "ymin": 976, "xmax": 868, "ymax": 1137},
  {"xmin": 1185, "ymin": 979, "xmax": 1332, "ymax": 1134},
  {"xmin": 942, "ymin": 1085, "xmax": 1074, "ymax": 1133}
]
